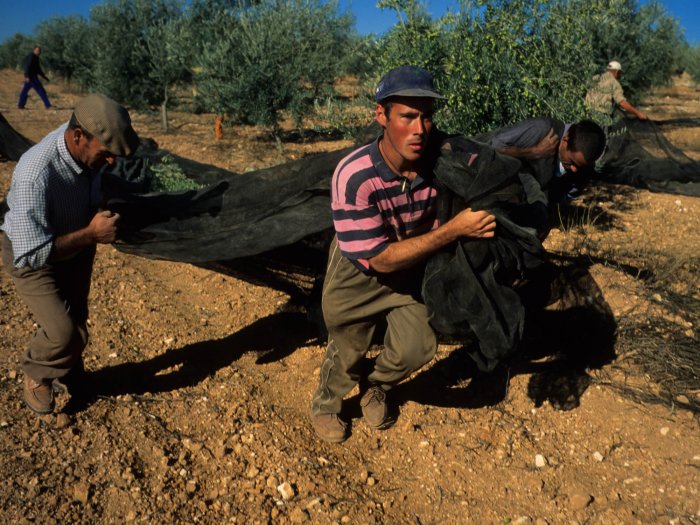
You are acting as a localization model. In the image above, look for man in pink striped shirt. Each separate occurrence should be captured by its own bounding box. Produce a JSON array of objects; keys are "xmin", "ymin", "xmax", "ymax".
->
[{"xmin": 311, "ymin": 66, "xmax": 497, "ymax": 443}]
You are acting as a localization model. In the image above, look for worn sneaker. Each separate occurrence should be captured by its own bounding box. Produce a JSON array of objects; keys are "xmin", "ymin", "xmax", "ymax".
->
[
  {"xmin": 360, "ymin": 385, "xmax": 390, "ymax": 429},
  {"xmin": 311, "ymin": 413, "xmax": 348, "ymax": 443},
  {"xmin": 23, "ymin": 374, "xmax": 55, "ymax": 414}
]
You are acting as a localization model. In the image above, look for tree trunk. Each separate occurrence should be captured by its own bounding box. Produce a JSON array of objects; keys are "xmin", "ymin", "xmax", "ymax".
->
[{"xmin": 161, "ymin": 90, "xmax": 169, "ymax": 132}]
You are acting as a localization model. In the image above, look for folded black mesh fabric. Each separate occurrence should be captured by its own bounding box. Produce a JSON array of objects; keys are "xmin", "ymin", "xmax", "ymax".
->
[
  {"xmin": 0, "ymin": 112, "xmax": 34, "ymax": 162},
  {"xmin": 422, "ymin": 137, "xmax": 545, "ymax": 371},
  {"xmin": 598, "ymin": 117, "xmax": 700, "ymax": 196},
  {"xmin": 101, "ymin": 141, "xmax": 352, "ymax": 263}
]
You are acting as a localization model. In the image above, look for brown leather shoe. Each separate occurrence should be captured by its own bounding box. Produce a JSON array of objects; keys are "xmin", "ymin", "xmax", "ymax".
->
[
  {"xmin": 23, "ymin": 374, "xmax": 55, "ymax": 414},
  {"xmin": 311, "ymin": 413, "xmax": 348, "ymax": 443},
  {"xmin": 360, "ymin": 385, "xmax": 392, "ymax": 429}
]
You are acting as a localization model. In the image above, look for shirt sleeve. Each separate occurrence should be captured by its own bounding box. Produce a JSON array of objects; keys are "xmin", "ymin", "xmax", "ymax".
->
[
  {"xmin": 9, "ymin": 176, "xmax": 54, "ymax": 268},
  {"xmin": 611, "ymin": 78, "xmax": 626, "ymax": 105},
  {"xmin": 331, "ymin": 165, "xmax": 390, "ymax": 271},
  {"xmin": 490, "ymin": 118, "xmax": 550, "ymax": 150}
]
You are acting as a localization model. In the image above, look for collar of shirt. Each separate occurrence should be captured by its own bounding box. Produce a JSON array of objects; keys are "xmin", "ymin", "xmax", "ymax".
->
[
  {"xmin": 57, "ymin": 124, "xmax": 85, "ymax": 176},
  {"xmin": 557, "ymin": 123, "xmax": 573, "ymax": 177},
  {"xmin": 369, "ymin": 137, "xmax": 428, "ymax": 190}
]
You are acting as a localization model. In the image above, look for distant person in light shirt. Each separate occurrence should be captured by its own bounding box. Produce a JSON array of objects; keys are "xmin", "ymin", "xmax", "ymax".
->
[{"xmin": 585, "ymin": 60, "xmax": 649, "ymax": 124}]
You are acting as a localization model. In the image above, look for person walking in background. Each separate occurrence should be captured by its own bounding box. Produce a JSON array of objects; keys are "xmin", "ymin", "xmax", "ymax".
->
[
  {"xmin": 585, "ymin": 61, "xmax": 648, "ymax": 124},
  {"xmin": 17, "ymin": 44, "xmax": 52, "ymax": 110},
  {"xmin": 1, "ymin": 94, "xmax": 140, "ymax": 415},
  {"xmin": 310, "ymin": 66, "xmax": 497, "ymax": 443}
]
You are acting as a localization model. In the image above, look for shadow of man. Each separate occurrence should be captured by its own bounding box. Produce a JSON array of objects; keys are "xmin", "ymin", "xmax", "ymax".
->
[
  {"xmin": 64, "ymin": 311, "xmax": 317, "ymax": 413},
  {"xmin": 393, "ymin": 261, "xmax": 617, "ymax": 412}
]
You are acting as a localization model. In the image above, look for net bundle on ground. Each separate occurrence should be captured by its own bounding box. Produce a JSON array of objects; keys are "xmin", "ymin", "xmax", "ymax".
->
[{"xmin": 598, "ymin": 117, "xmax": 700, "ymax": 197}]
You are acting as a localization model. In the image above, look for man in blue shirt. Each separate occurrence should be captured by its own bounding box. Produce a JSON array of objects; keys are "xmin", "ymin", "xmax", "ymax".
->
[{"xmin": 2, "ymin": 94, "xmax": 139, "ymax": 414}]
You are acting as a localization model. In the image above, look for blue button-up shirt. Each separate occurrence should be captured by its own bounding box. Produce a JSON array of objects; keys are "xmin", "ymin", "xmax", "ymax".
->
[{"xmin": 1, "ymin": 123, "xmax": 101, "ymax": 268}]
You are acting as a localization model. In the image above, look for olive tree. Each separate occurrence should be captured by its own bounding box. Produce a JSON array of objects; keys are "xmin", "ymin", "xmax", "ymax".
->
[{"xmin": 194, "ymin": 0, "xmax": 355, "ymax": 145}]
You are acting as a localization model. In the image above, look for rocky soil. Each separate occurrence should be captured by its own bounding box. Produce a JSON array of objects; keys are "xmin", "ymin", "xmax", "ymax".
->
[{"xmin": 0, "ymin": 69, "xmax": 699, "ymax": 524}]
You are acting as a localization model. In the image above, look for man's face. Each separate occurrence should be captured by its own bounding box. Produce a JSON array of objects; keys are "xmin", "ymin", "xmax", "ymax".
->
[
  {"xmin": 610, "ymin": 68, "xmax": 621, "ymax": 80},
  {"xmin": 76, "ymin": 132, "xmax": 116, "ymax": 170},
  {"xmin": 376, "ymin": 96, "xmax": 434, "ymax": 169},
  {"xmin": 559, "ymin": 134, "xmax": 591, "ymax": 174},
  {"xmin": 33, "ymin": 47, "xmax": 41, "ymax": 56}
]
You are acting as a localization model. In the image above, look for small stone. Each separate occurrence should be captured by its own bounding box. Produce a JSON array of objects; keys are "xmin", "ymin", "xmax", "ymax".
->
[
  {"xmin": 306, "ymin": 498, "xmax": 321, "ymax": 509},
  {"xmin": 8, "ymin": 370, "xmax": 17, "ymax": 380},
  {"xmin": 55, "ymin": 413, "xmax": 71, "ymax": 429},
  {"xmin": 318, "ymin": 456, "xmax": 330, "ymax": 466},
  {"xmin": 535, "ymin": 454, "xmax": 547, "ymax": 468},
  {"xmin": 277, "ymin": 482, "xmax": 295, "ymax": 500},
  {"xmin": 266, "ymin": 476, "xmax": 279, "ymax": 489},
  {"xmin": 569, "ymin": 493, "xmax": 593, "ymax": 510},
  {"xmin": 592, "ymin": 451, "xmax": 604, "ymax": 462},
  {"xmin": 367, "ymin": 477, "xmax": 376, "ymax": 486},
  {"xmin": 186, "ymin": 480, "xmax": 197, "ymax": 494},
  {"xmin": 358, "ymin": 469, "xmax": 369, "ymax": 483},
  {"xmin": 289, "ymin": 507, "xmax": 309, "ymax": 523},
  {"xmin": 246, "ymin": 465, "xmax": 260, "ymax": 478},
  {"xmin": 660, "ymin": 427, "xmax": 670, "ymax": 436},
  {"xmin": 73, "ymin": 482, "xmax": 90, "ymax": 504}
]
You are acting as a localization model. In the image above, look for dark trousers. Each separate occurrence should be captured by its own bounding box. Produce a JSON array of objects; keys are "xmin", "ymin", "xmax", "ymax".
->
[
  {"xmin": 18, "ymin": 77, "xmax": 51, "ymax": 109},
  {"xmin": 2, "ymin": 235, "xmax": 94, "ymax": 382},
  {"xmin": 311, "ymin": 237, "xmax": 437, "ymax": 416}
]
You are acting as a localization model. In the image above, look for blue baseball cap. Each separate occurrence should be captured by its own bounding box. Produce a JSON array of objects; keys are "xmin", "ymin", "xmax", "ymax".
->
[{"xmin": 375, "ymin": 65, "xmax": 445, "ymax": 102}]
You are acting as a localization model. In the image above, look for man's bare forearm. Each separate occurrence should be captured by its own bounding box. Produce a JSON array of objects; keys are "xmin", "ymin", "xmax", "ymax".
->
[
  {"xmin": 368, "ymin": 226, "xmax": 459, "ymax": 273},
  {"xmin": 368, "ymin": 208, "xmax": 497, "ymax": 273},
  {"xmin": 50, "ymin": 227, "xmax": 96, "ymax": 261}
]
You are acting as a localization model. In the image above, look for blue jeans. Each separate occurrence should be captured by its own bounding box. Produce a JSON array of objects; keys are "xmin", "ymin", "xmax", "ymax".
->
[{"xmin": 18, "ymin": 76, "xmax": 51, "ymax": 108}]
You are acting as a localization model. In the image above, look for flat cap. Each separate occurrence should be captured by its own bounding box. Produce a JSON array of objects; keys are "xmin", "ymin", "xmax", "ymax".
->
[
  {"xmin": 73, "ymin": 94, "xmax": 139, "ymax": 157},
  {"xmin": 375, "ymin": 65, "xmax": 445, "ymax": 103}
]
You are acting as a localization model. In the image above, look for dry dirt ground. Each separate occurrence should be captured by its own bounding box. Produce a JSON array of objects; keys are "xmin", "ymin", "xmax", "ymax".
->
[{"xmin": 0, "ymin": 69, "xmax": 699, "ymax": 525}]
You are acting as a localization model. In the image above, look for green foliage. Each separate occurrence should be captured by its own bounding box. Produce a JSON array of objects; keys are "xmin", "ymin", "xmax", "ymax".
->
[
  {"xmin": 0, "ymin": 33, "xmax": 34, "ymax": 70},
  {"xmin": 35, "ymin": 16, "xmax": 94, "ymax": 89},
  {"xmin": 193, "ymin": 0, "xmax": 355, "ymax": 132},
  {"xmin": 572, "ymin": 0, "xmax": 685, "ymax": 101},
  {"xmin": 90, "ymin": 0, "xmax": 185, "ymax": 108},
  {"xmin": 144, "ymin": 15, "xmax": 193, "ymax": 109},
  {"xmin": 372, "ymin": 0, "xmax": 684, "ymax": 135},
  {"xmin": 148, "ymin": 155, "xmax": 201, "ymax": 192},
  {"xmin": 0, "ymin": 0, "xmax": 687, "ymax": 140},
  {"xmin": 679, "ymin": 44, "xmax": 700, "ymax": 83}
]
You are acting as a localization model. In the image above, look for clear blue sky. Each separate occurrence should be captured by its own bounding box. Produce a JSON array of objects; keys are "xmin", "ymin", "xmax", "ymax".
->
[{"xmin": 0, "ymin": 0, "xmax": 699, "ymax": 44}]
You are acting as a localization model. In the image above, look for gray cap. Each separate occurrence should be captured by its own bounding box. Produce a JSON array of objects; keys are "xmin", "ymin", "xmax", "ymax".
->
[{"xmin": 73, "ymin": 94, "xmax": 139, "ymax": 157}]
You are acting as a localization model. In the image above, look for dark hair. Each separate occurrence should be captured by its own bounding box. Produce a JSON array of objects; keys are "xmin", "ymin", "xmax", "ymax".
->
[
  {"xmin": 68, "ymin": 114, "xmax": 94, "ymax": 141},
  {"xmin": 567, "ymin": 120, "xmax": 605, "ymax": 163},
  {"xmin": 380, "ymin": 100, "xmax": 394, "ymax": 118}
]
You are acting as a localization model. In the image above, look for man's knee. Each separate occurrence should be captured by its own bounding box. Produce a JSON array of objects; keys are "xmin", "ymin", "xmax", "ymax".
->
[
  {"xmin": 44, "ymin": 317, "xmax": 84, "ymax": 353},
  {"xmin": 399, "ymin": 332, "xmax": 437, "ymax": 371}
]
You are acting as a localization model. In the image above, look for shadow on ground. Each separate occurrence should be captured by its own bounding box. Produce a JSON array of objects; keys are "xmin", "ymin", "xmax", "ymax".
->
[
  {"xmin": 390, "ymin": 261, "xmax": 617, "ymax": 413},
  {"xmin": 65, "ymin": 261, "xmax": 616, "ymax": 418},
  {"xmin": 64, "ymin": 311, "xmax": 317, "ymax": 414}
]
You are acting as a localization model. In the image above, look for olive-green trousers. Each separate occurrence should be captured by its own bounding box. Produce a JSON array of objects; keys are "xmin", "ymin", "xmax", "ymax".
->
[
  {"xmin": 311, "ymin": 238, "xmax": 436, "ymax": 416},
  {"xmin": 2, "ymin": 235, "xmax": 94, "ymax": 382}
]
